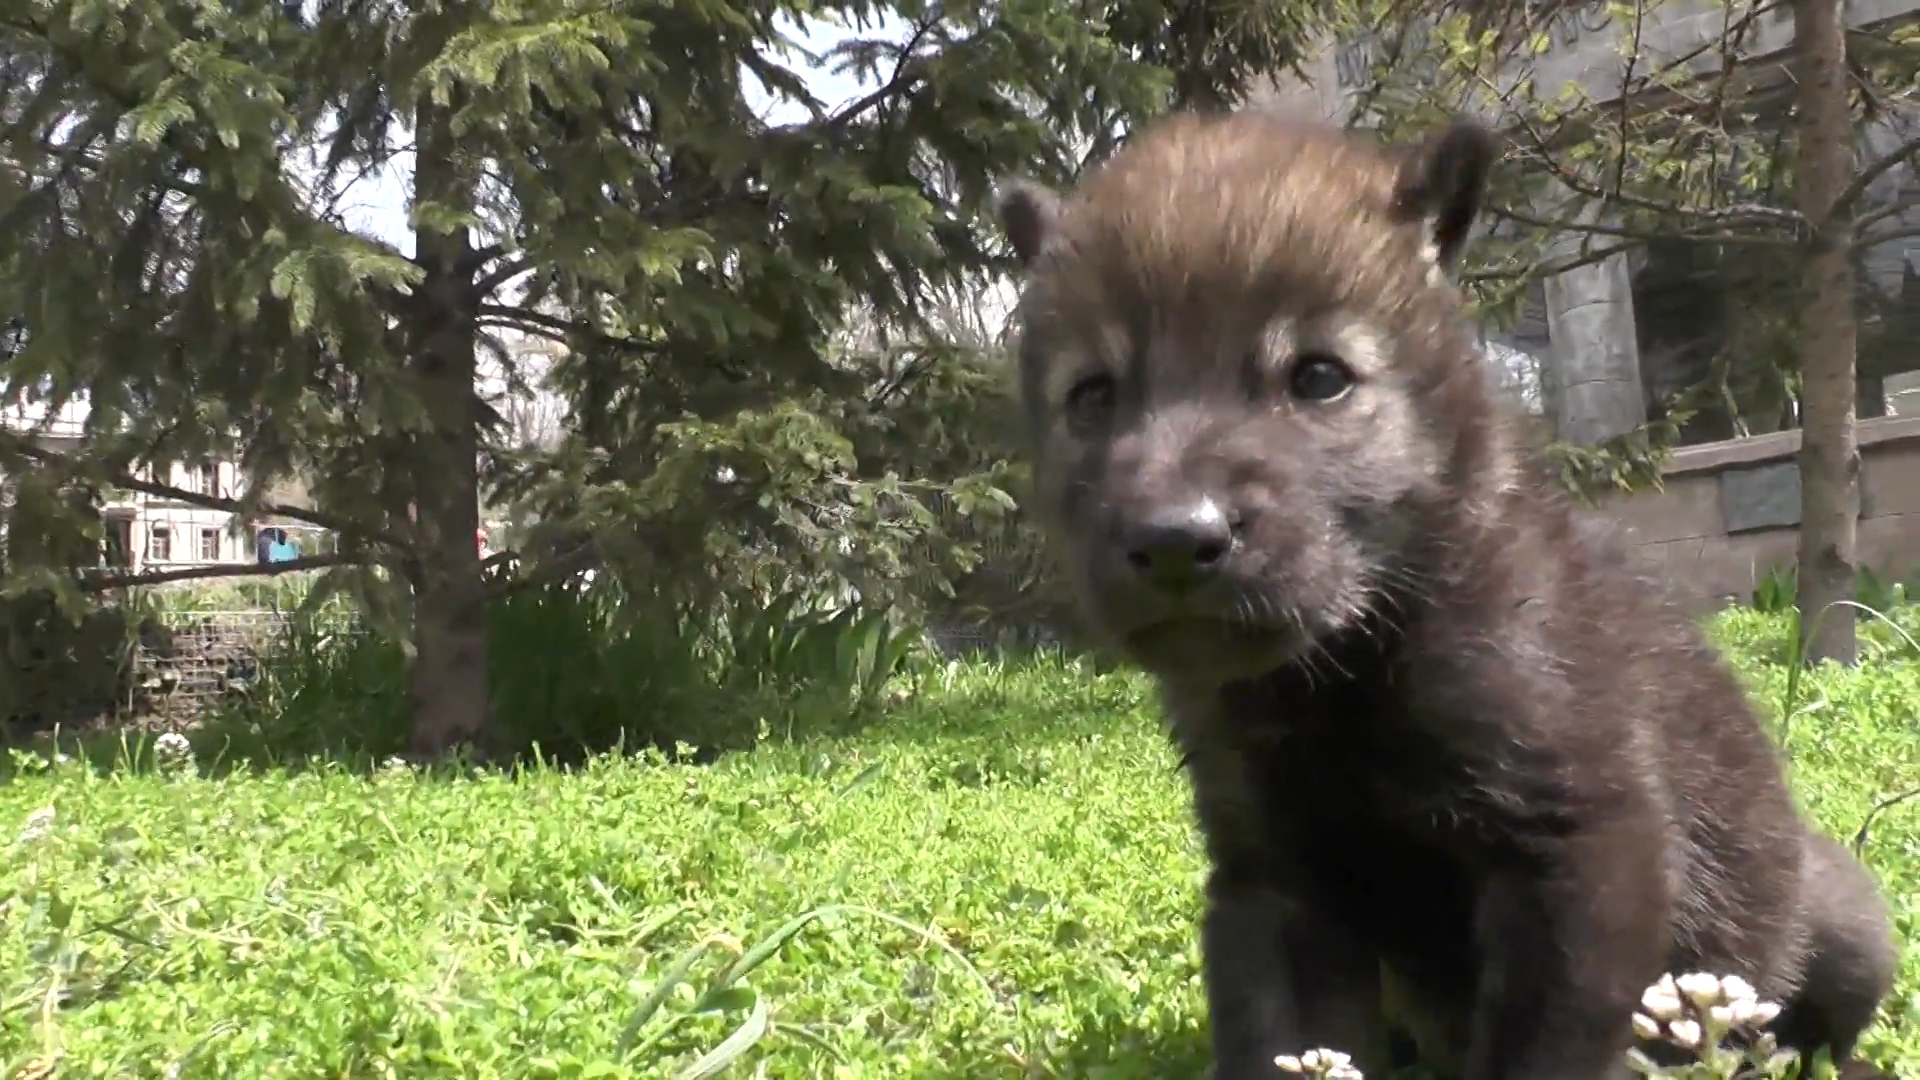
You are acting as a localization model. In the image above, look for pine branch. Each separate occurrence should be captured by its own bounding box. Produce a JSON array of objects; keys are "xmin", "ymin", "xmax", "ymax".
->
[
  {"xmin": 483, "ymin": 540, "xmax": 602, "ymax": 599},
  {"xmin": 75, "ymin": 553, "xmax": 358, "ymax": 594},
  {"xmin": 762, "ymin": 5, "xmax": 943, "ymax": 139},
  {"xmin": 475, "ymin": 304, "xmax": 672, "ymax": 365},
  {"xmin": 475, "ymin": 253, "xmax": 535, "ymax": 296},
  {"xmin": 1461, "ymin": 239, "xmax": 1644, "ymax": 284},
  {"xmin": 476, "ymin": 303, "xmax": 580, "ymax": 337}
]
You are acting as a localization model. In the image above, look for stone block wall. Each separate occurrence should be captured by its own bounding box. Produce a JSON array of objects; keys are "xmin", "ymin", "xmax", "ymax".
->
[{"xmin": 1602, "ymin": 416, "xmax": 1920, "ymax": 613}]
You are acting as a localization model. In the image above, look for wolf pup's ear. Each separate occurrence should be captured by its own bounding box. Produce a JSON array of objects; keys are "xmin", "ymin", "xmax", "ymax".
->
[
  {"xmin": 996, "ymin": 179, "xmax": 1063, "ymax": 268},
  {"xmin": 1390, "ymin": 117, "xmax": 1498, "ymax": 271}
]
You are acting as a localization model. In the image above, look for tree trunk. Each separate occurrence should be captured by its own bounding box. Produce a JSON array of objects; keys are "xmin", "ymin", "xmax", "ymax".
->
[
  {"xmin": 405, "ymin": 98, "xmax": 494, "ymax": 757},
  {"xmin": 1790, "ymin": 0, "xmax": 1859, "ymax": 665}
]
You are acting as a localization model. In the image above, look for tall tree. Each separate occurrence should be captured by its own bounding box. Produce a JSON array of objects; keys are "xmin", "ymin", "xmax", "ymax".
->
[
  {"xmin": 1791, "ymin": 0, "xmax": 1865, "ymax": 664},
  {"xmin": 0, "ymin": 0, "xmax": 1327, "ymax": 755},
  {"xmin": 1318, "ymin": 1, "xmax": 1917, "ymax": 511}
]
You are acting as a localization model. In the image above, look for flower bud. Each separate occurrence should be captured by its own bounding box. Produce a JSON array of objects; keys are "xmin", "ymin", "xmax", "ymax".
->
[
  {"xmin": 1676, "ymin": 972, "xmax": 1723, "ymax": 1008},
  {"xmin": 1640, "ymin": 982, "xmax": 1684, "ymax": 1021}
]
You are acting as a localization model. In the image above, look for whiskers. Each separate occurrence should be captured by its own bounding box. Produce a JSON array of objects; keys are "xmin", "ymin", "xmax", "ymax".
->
[
  {"xmin": 1218, "ymin": 556, "xmax": 1439, "ymax": 691},
  {"xmin": 1223, "ymin": 584, "xmax": 1347, "ymax": 690}
]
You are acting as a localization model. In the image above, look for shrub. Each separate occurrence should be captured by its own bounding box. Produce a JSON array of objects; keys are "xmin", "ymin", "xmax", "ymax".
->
[
  {"xmin": 0, "ymin": 590, "xmax": 167, "ymax": 741},
  {"xmin": 193, "ymin": 577, "xmax": 926, "ymax": 766}
]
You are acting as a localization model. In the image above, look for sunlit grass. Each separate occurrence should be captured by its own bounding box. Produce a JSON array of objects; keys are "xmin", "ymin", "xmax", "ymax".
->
[{"xmin": 2, "ymin": 612, "xmax": 1916, "ymax": 1078}]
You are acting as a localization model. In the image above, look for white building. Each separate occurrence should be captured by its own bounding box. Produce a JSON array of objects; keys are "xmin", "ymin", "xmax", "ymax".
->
[{"xmin": 0, "ymin": 395, "xmax": 327, "ymax": 574}]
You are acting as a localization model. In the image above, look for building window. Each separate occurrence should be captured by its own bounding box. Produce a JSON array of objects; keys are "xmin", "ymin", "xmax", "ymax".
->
[
  {"xmin": 147, "ymin": 525, "xmax": 172, "ymax": 562},
  {"xmin": 193, "ymin": 461, "xmax": 217, "ymax": 495},
  {"xmin": 199, "ymin": 528, "xmax": 221, "ymax": 561},
  {"xmin": 102, "ymin": 518, "xmax": 133, "ymax": 569}
]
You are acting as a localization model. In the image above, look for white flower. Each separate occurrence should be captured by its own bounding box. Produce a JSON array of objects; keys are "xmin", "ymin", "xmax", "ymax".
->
[
  {"xmin": 1719, "ymin": 975, "xmax": 1757, "ymax": 1006},
  {"xmin": 16, "ymin": 805, "xmax": 55, "ymax": 845},
  {"xmin": 1675, "ymin": 971, "xmax": 1724, "ymax": 1008},
  {"xmin": 1708, "ymin": 1004, "xmax": 1734, "ymax": 1027},
  {"xmin": 1640, "ymin": 975, "xmax": 1685, "ymax": 1021},
  {"xmin": 154, "ymin": 732, "xmax": 191, "ymax": 761},
  {"xmin": 1275, "ymin": 1050, "xmax": 1360, "ymax": 1078},
  {"xmin": 1632, "ymin": 1012, "xmax": 1663, "ymax": 1040},
  {"xmin": 1749, "ymin": 1001, "xmax": 1781, "ymax": 1026},
  {"xmin": 1667, "ymin": 1019, "xmax": 1704, "ymax": 1049},
  {"xmin": 1301, "ymin": 1050, "xmax": 1351, "ymax": 1072}
]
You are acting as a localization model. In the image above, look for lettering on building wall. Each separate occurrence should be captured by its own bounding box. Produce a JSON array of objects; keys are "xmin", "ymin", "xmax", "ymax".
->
[
  {"xmin": 1545, "ymin": 6, "xmax": 1617, "ymax": 49},
  {"xmin": 1332, "ymin": 2, "xmax": 1632, "ymax": 94},
  {"xmin": 1333, "ymin": 21, "xmax": 1441, "ymax": 90}
]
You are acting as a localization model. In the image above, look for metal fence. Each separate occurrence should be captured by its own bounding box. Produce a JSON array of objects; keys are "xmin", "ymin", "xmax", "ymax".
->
[
  {"xmin": 124, "ymin": 610, "xmax": 1066, "ymax": 719},
  {"xmin": 135, "ymin": 608, "xmax": 361, "ymax": 718},
  {"xmin": 925, "ymin": 621, "xmax": 1065, "ymax": 659}
]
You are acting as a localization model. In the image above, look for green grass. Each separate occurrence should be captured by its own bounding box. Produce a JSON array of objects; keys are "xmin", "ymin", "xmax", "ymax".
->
[{"xmin": 3, "ymin": 612, "xmax": 1918, "ymax": 1079}]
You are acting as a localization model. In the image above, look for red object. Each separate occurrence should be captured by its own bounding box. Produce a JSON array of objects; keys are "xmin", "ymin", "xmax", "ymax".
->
[{"xmin": 476, "ymin": 528, "xmax": 488, "ymax": 553}]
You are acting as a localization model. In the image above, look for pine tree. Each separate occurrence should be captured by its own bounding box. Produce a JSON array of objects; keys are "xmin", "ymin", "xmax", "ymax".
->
[{"xmin": 0, "ymin": 0, "xmax": 1327, "ymax": 754}]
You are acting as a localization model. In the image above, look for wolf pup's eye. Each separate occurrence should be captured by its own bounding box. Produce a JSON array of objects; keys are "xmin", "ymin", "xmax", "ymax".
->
[
  {"xmin": 1288, "ymin": 353, "xmax": 1356, "ymax": 402},
  {"xmin": 1064, "ymin": 372, "xmax": 1119, "ymax": 429}
]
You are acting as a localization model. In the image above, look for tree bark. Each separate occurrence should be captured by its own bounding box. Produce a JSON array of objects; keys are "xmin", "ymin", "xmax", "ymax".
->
[
  {"xmin": 1790, "ymin": 0, "xmax": 1859, "ymax": 665},
  {"xmin": 405, "ymin": 96, "xmax": 495, "ymax": 757}
]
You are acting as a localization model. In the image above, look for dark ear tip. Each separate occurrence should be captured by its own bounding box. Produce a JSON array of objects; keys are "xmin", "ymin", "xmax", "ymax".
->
[
  {"xmin": 1426, "ymin": 117, "xmax": 1499, "ymax": 180},
  {"xmin": 995, "ymin": 177, "xmax": 1061, "ymax": 267},
  {"xmin": 1393, "ymin": 115, "xmax": 1499, "ymax": 214},
  {"xmin": 1442, "ymin": 115, "xmax": 1498, "ymax": 150},
  {"xmin": 994, "ymin": 178, "xmax": 1046, "ymax": 222}
]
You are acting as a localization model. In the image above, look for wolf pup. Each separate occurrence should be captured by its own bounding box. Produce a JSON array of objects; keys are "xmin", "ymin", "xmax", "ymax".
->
[{"xmin": 995, "ymin": 110, "xmax": 1895, "ymax": 1080}]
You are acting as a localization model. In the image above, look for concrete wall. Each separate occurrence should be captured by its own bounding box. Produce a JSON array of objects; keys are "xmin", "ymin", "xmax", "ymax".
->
[{"xmin": 1602, "ymin": 416, "xmax": 1920, "ymax": 612}]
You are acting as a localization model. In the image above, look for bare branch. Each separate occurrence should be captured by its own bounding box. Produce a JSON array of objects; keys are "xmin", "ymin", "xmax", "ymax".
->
[
  {"xmin": 1853, "ymin": 191, "xmax": 1919, "ymax": 236},
  {"xmin": 1854, "ymin": 223, "xmax": 1920, "ymax": 249},
  {"xmin": 1462, "ymin": 238, "xmax": 1645, "ymax": 284},
  {"xmin": 75, "ymin": 553, "xmax": 358, "ymax": 594},
  {"xmin": 1829, "ymin": 132, "xmax": 1920, "ymax": 221},
  {"xmin": 1495, "ymin": 97, "xmax": 1807, "ymax": 234},
  {"xmin": 1488, "ymin": 203, "xmax": 1801, "ymax": 246}
]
